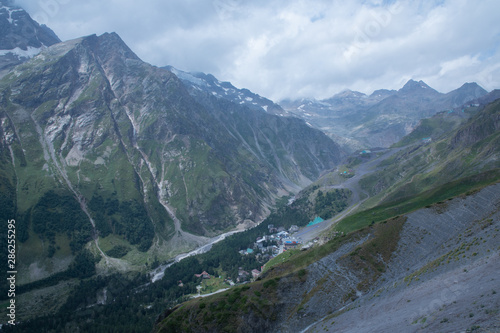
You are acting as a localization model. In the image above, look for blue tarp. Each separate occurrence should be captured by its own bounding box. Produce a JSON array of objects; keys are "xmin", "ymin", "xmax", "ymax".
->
[{"xmin": 306, "ymin": 217, "xmax": 324, "ymax": 227}]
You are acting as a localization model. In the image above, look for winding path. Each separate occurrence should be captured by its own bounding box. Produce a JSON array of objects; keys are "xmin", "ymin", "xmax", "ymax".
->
[{"xmin": 298, "ymin": 147, "xmax": 405, "ymax": 243}]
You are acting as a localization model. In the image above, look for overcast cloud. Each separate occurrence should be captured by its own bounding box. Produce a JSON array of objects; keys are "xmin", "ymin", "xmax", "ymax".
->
[{"xmin": 15, "ymin": 0, "xmax": 500, "ymax": 100}]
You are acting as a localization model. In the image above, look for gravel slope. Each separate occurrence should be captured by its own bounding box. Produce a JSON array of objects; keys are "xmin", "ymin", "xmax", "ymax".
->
[{"xmin": 305, "ymin": 183, "xmax": 500, "ymax": 333}]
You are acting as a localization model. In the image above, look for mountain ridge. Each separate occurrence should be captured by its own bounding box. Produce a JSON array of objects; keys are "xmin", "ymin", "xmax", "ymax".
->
[
  {"xmin": 0, "ymin": 31, "xmax": 344, "ymax": 282},
  {"xmin": 280, "ymin": 79, "xmax": 488, "ymax": 150},
  {"xmin": 165, "ymin": 66, "xmax": 290, "ymax": 117}
]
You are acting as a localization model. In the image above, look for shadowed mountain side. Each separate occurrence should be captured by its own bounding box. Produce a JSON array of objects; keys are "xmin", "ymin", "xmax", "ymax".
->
[{"xmin": 0, "ymin": 32, "xmax": 344, "ymax": 280}]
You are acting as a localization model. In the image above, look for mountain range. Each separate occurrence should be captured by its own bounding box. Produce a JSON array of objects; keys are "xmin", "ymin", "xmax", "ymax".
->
[
  {"xmin": 155, "ymin": 83, "xmax": 500, "ymax": 333},
  {"xmin": 0, "ymin": 2, "xmax": 343, "ymax": 286},
  {"xmin": 0, "ymin": 2, "xmax": 498, "ymax": 332},
  {"xmin": 164, "ymin": 66, "xmax": 289, "ymax": 117},
  {"xmin": 280, "ymin": 80, "xmax": 488, "ymax": 151}
]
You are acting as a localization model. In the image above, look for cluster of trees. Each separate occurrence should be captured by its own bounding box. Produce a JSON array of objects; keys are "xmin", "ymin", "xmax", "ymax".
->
[
  {"xmin": 314, "ymin": 189, "xmax": 351, "ymax": 219},
  {"xmin": 30, "ymin": 190, "xmax": 93, "ymax": 254},
  {"xmin": 89, "ymin": 195, "xmax": 154, "ymax": 252},
  {"xmin": 105, "ymin": 245, "xmax": 131, "ymax": 258},
  {"xmin": 117, "ymin": 201, "xmax": 154, "ymax": 252},
  {"xmin": 6, "ymin": 186, "xmax": 352, "ymax": 332},
  {"xmin": 88, "ymin": 195, "xmax": 119, "ymax": 237},
  {"xmin": 4, "ymin": 273, "xmax": 157, "ymax": 333}
]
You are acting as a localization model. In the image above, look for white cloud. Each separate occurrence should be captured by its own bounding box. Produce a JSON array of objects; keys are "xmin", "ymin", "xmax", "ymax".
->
[
  {"xmin": 439, "ymin": 55, "xmax": 480, "ymax": 77},
  {"xmin": 14, "ymin": 0, "xmax": 500, "ymax": 100}
]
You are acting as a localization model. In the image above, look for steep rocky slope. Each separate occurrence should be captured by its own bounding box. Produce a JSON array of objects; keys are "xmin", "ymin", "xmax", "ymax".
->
[
  {"xmin": 155, "ymin": 181, "xmax": 499, "ymax": 333},
  {"xmin": 0, "ymin": 32, "xmax": 343, "ymax": 281},
  {"xmin": 306, "ymin": 184, "xmax": 500, "ymax": 333}
]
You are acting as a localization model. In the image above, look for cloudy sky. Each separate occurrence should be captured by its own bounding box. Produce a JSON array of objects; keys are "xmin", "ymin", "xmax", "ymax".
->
[{"xmin": 15, "ymin": 0, "xmax": 500, "ymax": 101}]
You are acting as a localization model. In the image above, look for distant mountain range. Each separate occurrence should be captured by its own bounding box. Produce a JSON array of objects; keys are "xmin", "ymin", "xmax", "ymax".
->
[
  {"xmin": 280, "ymin": 79, "xmax": 488, "ymax": 151},
  {"xmin": 163, "ymin": 67, "xmax": 489, "ymax": 153}
]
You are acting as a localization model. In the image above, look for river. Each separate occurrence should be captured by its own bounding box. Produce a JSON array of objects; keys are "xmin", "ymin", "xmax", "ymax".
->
[{"xmin": 149, "ymin": 229, "xmax": 244, "ymax": 282}]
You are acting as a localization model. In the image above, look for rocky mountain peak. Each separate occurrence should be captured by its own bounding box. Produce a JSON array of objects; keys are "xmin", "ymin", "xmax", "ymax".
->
[
  {"xmin": 337, "ymin": 89, "xmax": 366, "ymax": 98},
  {"xmin": 323, "ymin": 89, "xmax": 366, "ymax": 101},
  {"xmin": 399, "ymin": 79, "xmax": 434, "ymax": 93},
  {"xmin": 441, "ymin": 82, "xmax": 488, "ymax": 108},
  {"xmin": 93, "ymin": 32, "xmax": 141, "ymax": 62},
  {"xmin": 0, "ymin": 0, "xmax": 60, "ymax": 70},
  {"xmin": 454, "ymin": 82, "xmax": 487, "ymax": 95}
]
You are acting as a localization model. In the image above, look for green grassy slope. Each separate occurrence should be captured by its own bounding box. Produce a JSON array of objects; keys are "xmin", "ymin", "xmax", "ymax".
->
[{"xmin": 155, "ymin": 98, "xmax": 500, "ymax": 332}]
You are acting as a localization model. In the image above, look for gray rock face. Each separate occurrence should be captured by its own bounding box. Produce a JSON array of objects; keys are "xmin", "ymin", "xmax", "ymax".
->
[
  {"xmin": 0, "ymin": 0, "xmax": 60, "ymax": 71},
  {"xmin": 0, "ymin": 32, "xmax": 344, "ymax": 273},
  {"xmin": 311, "ymin": 184, "xmax": 500, "ymax": 333}
]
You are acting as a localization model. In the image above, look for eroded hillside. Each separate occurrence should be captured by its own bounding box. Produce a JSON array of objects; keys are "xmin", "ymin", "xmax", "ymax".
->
[
  {"xmin": 155, "ymin": 183, "xmax": 500, "ymax": 333},
  {"xmin": 0, "ymin": 32, "xmax": 344, "ymax": 282}
]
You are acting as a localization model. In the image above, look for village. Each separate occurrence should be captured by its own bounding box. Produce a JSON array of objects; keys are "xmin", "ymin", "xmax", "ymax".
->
[{"xmin": 190, "ymin": 217, "xmax": 335, "ymax": 297}]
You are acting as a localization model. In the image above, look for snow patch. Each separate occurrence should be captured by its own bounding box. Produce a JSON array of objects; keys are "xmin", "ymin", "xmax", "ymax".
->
[
  {"xmin": 0, "ymin": 46, "xmax": 42, "ymax": 58},
  {"xmin": 1, "ymin": 6, "xmax": 23, "ymax": 24},
  {"xmin": 169, "ymin": 67, "xmax": 206, "ymax": 87}
]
